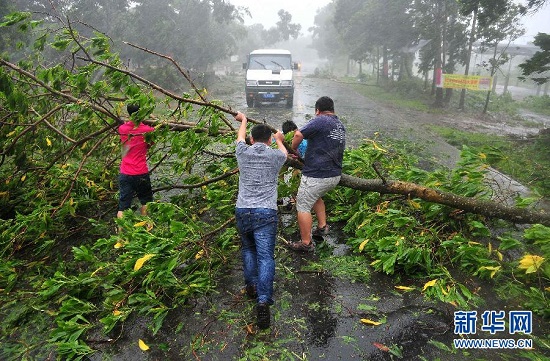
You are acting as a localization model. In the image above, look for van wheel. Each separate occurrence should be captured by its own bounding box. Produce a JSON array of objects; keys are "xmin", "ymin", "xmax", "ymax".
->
[
  {"xmin": 286, "ymin": 97, "xmax": 293, "ymax": 108},
  {"xmin": 246, "ymin": 98, "xmax": 254, "ymax": 108}
]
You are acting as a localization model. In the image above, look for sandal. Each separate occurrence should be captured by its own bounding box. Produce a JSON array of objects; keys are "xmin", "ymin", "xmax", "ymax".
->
[{"xmin": 287, "ymin": 240, "xmax": 315, "ymax": 252}]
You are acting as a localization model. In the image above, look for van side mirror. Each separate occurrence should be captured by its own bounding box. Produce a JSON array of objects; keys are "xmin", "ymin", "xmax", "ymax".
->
[
  {"xmin": 242, "ymin": 62, "xmax": 247, "ymax": 70},
  {"xmin": 293, "ymin": 62, "xmax": 300, "ymax": 70}
]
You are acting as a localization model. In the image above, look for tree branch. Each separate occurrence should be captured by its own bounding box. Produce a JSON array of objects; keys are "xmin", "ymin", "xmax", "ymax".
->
[
  {"xmin": 153, "ymin": 167, "xmax": 239, "ymax": 192},
  {"xmin": 123, "ymin": 41, "xmax": 236, "ymax": 131},
  {"xmin": 339, "ymin": 174, "xmax": 550, "ymax": 226}
]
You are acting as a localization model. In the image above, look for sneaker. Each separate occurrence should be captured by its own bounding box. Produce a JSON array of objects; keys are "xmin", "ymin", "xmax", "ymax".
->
[
  {"xmin": 245, "ymin": 284, "xmax": 257, "ymax": 299},
  {"xmin": 287, "ymin": 240, "xmax": 315, "ymax": 252},
  {"xmin": 312, "ymin": 224, "xmax": 330, "ymax": 237},
  {"xmin": 257, "ymin": 303, "xmax": 270, "ymax": 329}
]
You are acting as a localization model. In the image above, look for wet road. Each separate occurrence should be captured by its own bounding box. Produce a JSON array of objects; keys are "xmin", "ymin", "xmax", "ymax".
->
[{"xmin": 233, "ymin": 73, "xmax": 462, "ymax": 171}]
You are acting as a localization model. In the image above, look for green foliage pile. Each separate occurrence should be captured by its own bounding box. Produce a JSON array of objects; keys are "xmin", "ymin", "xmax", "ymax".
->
[
  {"xmin": 0, "ymin": 12, "xmax": 240, "ymax": 360},
  {"xmin": 326, "ymin": 139, "xmax": 549, "ymax": 316}
]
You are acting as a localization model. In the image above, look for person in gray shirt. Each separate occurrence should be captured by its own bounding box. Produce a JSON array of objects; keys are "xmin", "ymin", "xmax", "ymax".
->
[{"xmin": 234, "ymin": 111, "xmax": 287, "ymax": 329}]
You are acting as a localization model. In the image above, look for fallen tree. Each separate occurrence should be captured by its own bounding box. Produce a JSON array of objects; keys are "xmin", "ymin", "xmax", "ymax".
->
[
  {"xmin": 1, "ymin": 36, "xmax": 549, "ymax": 226},
  {"xmin": 3, "ymin": 14, "xmax": 550, "ymax": 361},
  {"xmin": 339, "ymin": 174, "xmax": 550, "ymax": 226}
]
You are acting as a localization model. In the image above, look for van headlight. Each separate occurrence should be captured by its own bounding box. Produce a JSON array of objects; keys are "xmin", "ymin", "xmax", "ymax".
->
[
  {"xmin": 246, "ymin": 80, "xmax": 258, "ymax": 86},
  {"xmin": 280, "ymin": 80, "xmax": 293, "ymax": 87}
]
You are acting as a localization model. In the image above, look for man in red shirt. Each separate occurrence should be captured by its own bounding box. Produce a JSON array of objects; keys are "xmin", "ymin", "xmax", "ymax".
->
[{"xmin": 117, "ymin": 104, "xmax": 155, "ymax": 219}]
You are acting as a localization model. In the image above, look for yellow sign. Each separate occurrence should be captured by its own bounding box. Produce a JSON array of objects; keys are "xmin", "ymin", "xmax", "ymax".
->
[{"xmin": 439, "ymin": 74, "xmax": 493, "ymax": 91}]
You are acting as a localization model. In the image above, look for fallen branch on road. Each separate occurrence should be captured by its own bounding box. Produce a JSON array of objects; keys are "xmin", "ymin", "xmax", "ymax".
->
[
  {"xmin": 2, "ymin": 41, "xmax": 548, "ymax": 227},
  {"xmin": 339, "ymin": 174, "xmax": 550, "ymax": 226}
]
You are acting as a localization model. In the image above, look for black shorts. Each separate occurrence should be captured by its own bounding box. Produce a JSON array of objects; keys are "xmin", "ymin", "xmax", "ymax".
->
[{"xmin": 118, "ymin": 173, "xmax": 153, "ymax": 211}]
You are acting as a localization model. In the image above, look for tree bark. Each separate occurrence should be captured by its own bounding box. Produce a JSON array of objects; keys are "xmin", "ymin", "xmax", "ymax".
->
[
  {"xmin": 459, "ymin": 6, "xmax": 478, "ymax": 110},
  {"xmin": 339, "ymin": 174, "xmax": 550, "ymax": 226},
  {"xmin": 283, "ymin": 158, "xmax": 550, "ymax": 226},
  {"xmin": 433, "ymin": 0, "xmax": 445, "ymax": 107}
]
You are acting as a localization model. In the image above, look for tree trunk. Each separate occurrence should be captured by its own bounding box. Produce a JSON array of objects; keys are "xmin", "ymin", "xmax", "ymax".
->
[
  {"xmin": 459, "ymin": 6, "xmax": 478, "ymax": 110},
  {"xmin": 382, "ymin": 47, "xmax": 389, "ymax": 80},
  {"xmin": 338, "ymin": 174, "xmax": 550, "ymax": 226},
  {"xmin": 503, "ymin": 56, "xmax": 513, "ymax": 94},
  {"xmin": 444, "ymin": 88, "xmax": 453, "ymax": 104},
  {"xmin": 376, "ymin": 46, "xmax": 381, "ymax": 85},
  {"xmin": 433, "ymin": 0, "xmax": 444, "ymax": 107},
  {"xmin": 282, "ymin": 158, "xmax": 550, "ymax": 227},
  {"xmin": 483, "ymin": 43, "xmax": 499, "ymax": 114}
]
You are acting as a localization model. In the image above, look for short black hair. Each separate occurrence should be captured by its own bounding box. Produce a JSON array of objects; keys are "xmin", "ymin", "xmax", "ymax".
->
[
  {"xmin": 251, "ymin": 124, "xmax": 272, "ymax": 143},
  {"xmin": 282, "ymin": 120, "xmax": 298, "ymax": 134},
  {"xmin": 315, "ymin": 96, "xmax": 334, "ymax": 113},
  {"xmin": 127, "ymin": 103, "xmax": 140, "ymax": 115}
]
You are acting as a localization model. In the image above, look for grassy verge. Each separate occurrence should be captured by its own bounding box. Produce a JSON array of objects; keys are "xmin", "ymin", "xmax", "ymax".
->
[
  {"xmin": 522, "ymin": 95, "xmax": 550, "ymax": 116},
  {"xmin": 344, "ymin": 77, "xmax": 434, "ymax": 112},
  {"xmin": 428, "ymin": 125, "xmax": 550, "ymax": 198}
]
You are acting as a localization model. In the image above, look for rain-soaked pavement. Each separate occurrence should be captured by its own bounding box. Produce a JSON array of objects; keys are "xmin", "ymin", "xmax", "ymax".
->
[{"xmin": 90, "ymin": 71, "xmax": 549, "ymax": 360}]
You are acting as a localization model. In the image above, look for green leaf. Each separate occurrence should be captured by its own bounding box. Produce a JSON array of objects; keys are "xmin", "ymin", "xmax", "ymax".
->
[
  {"xmin": 0, "ymin": 12, "xmax": 31, "ymax": 27},
  {"xmin": 33, "ymin": 34, "xmax": 47, "ymax": 51},
  {"xmin": 498, "ymin": 236, "xmax": 523, "ymax": 251},
  {"xmin": 51, "ymin": 39, "xmax": 72, "ymax": 51}
]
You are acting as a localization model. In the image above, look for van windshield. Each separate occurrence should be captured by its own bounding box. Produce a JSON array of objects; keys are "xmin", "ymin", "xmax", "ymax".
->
[{"xmin": 249, "ymin": 54, "xmax": 292, "ymax": 70}]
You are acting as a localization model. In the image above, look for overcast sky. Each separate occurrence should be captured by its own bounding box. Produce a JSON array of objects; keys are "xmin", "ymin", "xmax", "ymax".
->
[{"xmin": 229, "ymin": 0, "xmax": 549, "ymax": 45}]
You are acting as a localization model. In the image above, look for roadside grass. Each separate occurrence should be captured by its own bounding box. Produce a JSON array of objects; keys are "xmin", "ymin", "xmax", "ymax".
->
[
  {"xmin": 344, "ymin": 76, "xmax": 434, "ymax": 112},
  {"xmin": 345, "ymin": 74, "xmax": 549, "ymax": 120},
  {"xmin": 428, "ymin": 125, "xmax": 550, "ymax": 198},
  {"xmin": 521, "ymin": 95, "xmax": 550, "ymax": 116}
]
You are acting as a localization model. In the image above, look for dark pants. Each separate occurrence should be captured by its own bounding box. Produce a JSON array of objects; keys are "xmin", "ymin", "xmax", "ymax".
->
[{"xmin": 118, "ymin": 173, "xmax": 153, "ymax": 211}]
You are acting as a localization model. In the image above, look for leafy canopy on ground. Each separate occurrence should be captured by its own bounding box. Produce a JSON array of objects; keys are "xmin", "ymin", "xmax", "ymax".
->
[{"xmin": 0, "ymin": 11, "xmax": 548, "ymax": 361}]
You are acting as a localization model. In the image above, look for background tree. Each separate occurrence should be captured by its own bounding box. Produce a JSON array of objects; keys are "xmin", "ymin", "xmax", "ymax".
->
[
  {"xmin": 333, "ymin": 0, "xmax": 419, "ymax": 81},
  {"xmin": 457, "ymin": 0, "xmax": 513, "ymax": 109},
  {"xmin": 519, "ymin": 33, "xmax": 550, "ymax": 85},
  {"xmin": 127, "ymin": 0, "xmax": 238, "ymax": 71},
  {"xmin": 310, "ymin": 2, "xmax": 348, "ymax": 76},
  {"xmin": 475, "ymin": 4, "xmax": 525, "ymax": 113},
  {"xmin": 332, "ymin": 0, "xmax": 367, "ymax": 76},
  {"xmin": 259, "ymin": 9, "xmax": 301, "ymax": 46},
  {"xmin": 274, "ymin": 9, "xmax": 301, "ymax": 42},
  {"xmin": 525, "ymin": 0, "xmax": 549, "ymax": 10},
  {"xmin": 412, "ymin": 0, "xmax": 470, "ymax": 105}
]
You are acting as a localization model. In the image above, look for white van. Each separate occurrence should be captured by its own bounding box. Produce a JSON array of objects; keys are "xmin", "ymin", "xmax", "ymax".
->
[{"xmin": 243, "ymin": 49, "xmax": 299, "ymax": 108}]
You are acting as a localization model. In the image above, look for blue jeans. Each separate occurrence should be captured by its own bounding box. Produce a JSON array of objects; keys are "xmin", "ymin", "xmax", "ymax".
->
[{"xmin": 235, "ymin": 208, "xmax": 278, "ymax": 305}]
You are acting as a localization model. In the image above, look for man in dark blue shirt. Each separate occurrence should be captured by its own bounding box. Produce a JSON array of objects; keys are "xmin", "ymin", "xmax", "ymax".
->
[{"xmin": 288, "ymin": 96, "xmax": 346, "ymax": 252}]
